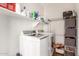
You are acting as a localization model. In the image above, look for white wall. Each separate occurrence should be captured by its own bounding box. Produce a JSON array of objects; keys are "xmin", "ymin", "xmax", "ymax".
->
[
  {"xmin": 0, "ymin": 14, "xmax": 9, "ymax": 56},
  {"xmin": 50, "ymin": 20, "xmax": 65, "ymax": 44},
  {"xmin": 74, "ymin": 4, "xmax": 79, "ymax": 56},
  {"xmin": 0, "ymin": 14, "xmax": 36, "ymax": 56},
  {"xmin": 8, "ymin": 16, "xmax": 35, "ymax": 56},
  {"xmin": 43, "ymin": 3, "xmax": 76, "ymax": 18}
]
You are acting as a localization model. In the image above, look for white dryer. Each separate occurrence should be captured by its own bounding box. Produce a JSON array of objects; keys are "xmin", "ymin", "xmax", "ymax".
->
[{"xmin": 19, "ymin": 31, "xmax": 53, "ymax": 56}]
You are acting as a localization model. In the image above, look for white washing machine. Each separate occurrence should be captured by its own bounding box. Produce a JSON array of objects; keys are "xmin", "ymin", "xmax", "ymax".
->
[{"xmin": 19, "ymin": 31, "xmax": 53, "ymax": 56}]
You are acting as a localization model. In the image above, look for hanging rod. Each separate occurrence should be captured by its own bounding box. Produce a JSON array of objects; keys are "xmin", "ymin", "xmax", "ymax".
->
[{"xmin": 48, "ymin": 18, "xmax": 64, "ymax": 22}]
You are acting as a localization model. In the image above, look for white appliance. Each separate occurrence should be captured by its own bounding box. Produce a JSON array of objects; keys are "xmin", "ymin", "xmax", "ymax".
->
[{"xmin": 19, "ymin": 31, "xmax": 53, "ymax": 56}]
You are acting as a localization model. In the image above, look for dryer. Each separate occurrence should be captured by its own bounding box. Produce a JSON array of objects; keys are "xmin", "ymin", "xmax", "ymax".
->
[{"xmin": 19, "ymin": 31, "xmax": 53, "ymax": 56}]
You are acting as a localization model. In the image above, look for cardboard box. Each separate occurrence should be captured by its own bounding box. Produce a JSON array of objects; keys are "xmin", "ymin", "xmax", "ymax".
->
[{"xmin": 7, "ymin": 3, "xmax": 16, "ymax": 12}]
